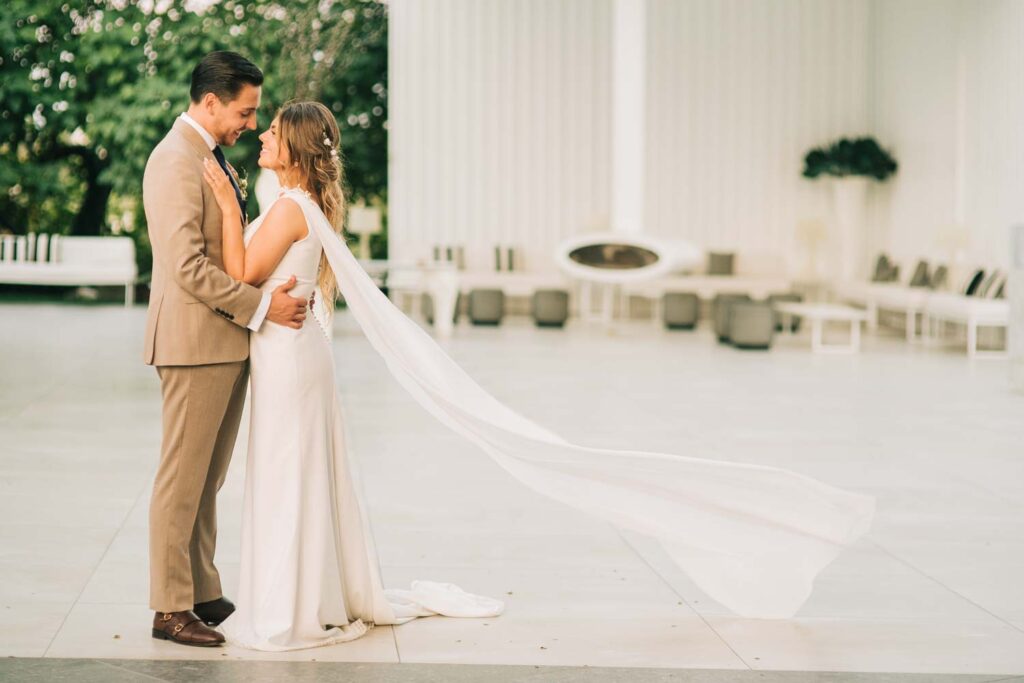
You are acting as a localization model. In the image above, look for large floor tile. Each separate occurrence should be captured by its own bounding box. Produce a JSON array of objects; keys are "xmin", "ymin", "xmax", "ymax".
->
[
  {"xmin": 44, "ymin": 603, "xmax": 399, "ymax": 662},
  {"xmin": 0, "ymin": 601, "xmax": 74, "ymax": 657},
  {"xmin": 622, "ymin": 532, "xmax": 1008, "ymax": 623},
  {"xmin": 706, "ymin": 616, "xmax": 1024, "ymax": 675},
  {"xmin": 393, "ymin": 612, "xmax": 747, "ymax": 669},
  {"xmin": 3, "ymin": 304, "xmax": 1024, "ymax": 672}
]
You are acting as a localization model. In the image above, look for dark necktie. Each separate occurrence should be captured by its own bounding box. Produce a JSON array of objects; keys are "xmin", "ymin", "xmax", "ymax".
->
[{"xmin": 212, "ymin": 146, "xmax": 247, "ymax": 216}]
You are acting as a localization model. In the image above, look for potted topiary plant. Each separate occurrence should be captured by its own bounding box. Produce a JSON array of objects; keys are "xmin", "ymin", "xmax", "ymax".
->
[
  {"xmin": 802, "ymin": 137, "xmax": 897, "ymax": 181},
  {"xmin": 802, "ymin": 137, "xmax": 897, "ymax": 282}
]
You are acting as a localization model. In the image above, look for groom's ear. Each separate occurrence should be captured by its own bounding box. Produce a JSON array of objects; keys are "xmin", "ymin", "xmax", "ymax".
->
[{"xmin": 201, "ymin": 91, "xmax": 223, "ymax": 115}]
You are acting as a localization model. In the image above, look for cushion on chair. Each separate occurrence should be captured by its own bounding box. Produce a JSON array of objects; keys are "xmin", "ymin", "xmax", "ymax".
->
[
  {"xmin": 908, "ymin": 260, "xmax": 930, "ymax": 287},
  {"xmin": 976, "ymin": 270, "xmax": 1003, "ymax": 298},
  {"xmin": 871, "ymin": 253, "xmax": 892, "ymax": 282},
  {"xmin": 872, "ymin": 253, "xmax": 888, "ymax": 280},
  {"xmin": 983, "ymin": 272, "xmax": 1008, "ymax": 299},
  {"xmin": 929, "ymin": 265, "xmax": 948, "ymax": 290},
  {"xmin": 707, "ymin": 252, "xmax": 734, "ymax": 276},
  {"xmin": 962, "ymin": 269, "xmax": 986, "ymax": 296}
]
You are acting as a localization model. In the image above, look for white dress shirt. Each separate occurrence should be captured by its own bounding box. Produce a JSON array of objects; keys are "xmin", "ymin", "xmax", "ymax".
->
[{"xmin": 179, "ymin": 112, "xmax": 270, "ymax": 332}]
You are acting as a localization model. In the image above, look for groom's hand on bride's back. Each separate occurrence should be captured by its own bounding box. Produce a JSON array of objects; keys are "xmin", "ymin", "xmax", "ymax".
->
[{"xmin": 267, "ymin": 275, "xmax": 307, "ymax": 329}]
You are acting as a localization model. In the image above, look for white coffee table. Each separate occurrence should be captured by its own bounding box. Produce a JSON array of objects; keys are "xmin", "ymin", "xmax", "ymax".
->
[{"xmin": 774, "ymin": 302, "xmax": 870, "ymax": 354}]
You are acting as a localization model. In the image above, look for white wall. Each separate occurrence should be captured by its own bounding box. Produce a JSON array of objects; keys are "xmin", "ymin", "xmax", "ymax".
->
[
  {"xmin": 388, "ymin": 0, "xmax": 613, "ymax": 272},
  {"xmin": 388, "ymin": 0, "xmax": 1023, "ymax": 276},
  {"xmin": 390, "ymin": 0, "xmax": 874, "ymax": 275},
  {"xmin": 871, "ymin": 0, "xmax": 1024, "ymax": 272},
  {"xmin": 645, "ymin": 0, "xmax": 873, "ymax": 273}
]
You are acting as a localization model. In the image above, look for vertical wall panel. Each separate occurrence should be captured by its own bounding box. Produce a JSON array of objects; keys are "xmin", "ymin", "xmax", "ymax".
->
[
  {"xmin": 871, "ymin": 0, "xmax": 1024, "ymax": 271},
  {"xmin": 960, "ymin": 0, "xmax": 1024, "ymax": 267},
  {"xmin": 388, "ymin": 0, "xmax": 612, "ymax": 272},
  {"xmin": 870, "ymin": 0, "xmax": 965, "ymax": 268},
  {"xmin": 644, "ymin": 0, "xmax": 873, "ymax": 274},
  {"xmin": 390, "ymin": 0, "xmax": 1020, "ymax": 277}
]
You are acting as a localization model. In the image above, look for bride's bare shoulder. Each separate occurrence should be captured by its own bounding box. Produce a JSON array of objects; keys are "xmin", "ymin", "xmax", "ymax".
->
[{"xmin": 260, "ymin": 195, "xmax": 308, "ymax": 241}]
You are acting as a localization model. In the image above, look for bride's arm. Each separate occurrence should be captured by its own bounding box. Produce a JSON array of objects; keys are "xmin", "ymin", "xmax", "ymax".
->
[
  {"xmin": 202, "ymin": 160, "xmax": 307, "ymax": 286},
  {"xmin": 237, "ymin": 198, "xmax": 308, "ymax": 286}
]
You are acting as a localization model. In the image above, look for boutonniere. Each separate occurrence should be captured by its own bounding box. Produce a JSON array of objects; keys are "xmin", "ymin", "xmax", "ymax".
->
[{"xmin": 236, "ymin": 167, "xmax": 249, "ymax": 201}]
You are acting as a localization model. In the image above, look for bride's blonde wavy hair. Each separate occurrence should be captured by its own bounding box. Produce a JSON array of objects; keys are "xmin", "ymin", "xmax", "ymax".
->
[{"xmin": 276, "ymin": 100, "xmax": 346, "ymax": 309}]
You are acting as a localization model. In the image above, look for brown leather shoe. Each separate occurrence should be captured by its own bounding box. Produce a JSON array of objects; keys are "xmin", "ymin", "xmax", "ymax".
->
[
  {"xmin": 152, "ymin": 610, "xmax": 225, "ymax": 647},
  {"xmin": 193, "ymin": 596, "xmax": 235, "ymax": 626}
]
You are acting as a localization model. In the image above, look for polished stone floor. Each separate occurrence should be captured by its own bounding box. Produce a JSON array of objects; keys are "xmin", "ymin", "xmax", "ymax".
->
[
  {"xmin": 1, "ymin": 302, "xmax": 1023, "ymax": 677},
  {"xmin": 1, "ymin": 659, "xmax": 1020, "ymax": 683}
]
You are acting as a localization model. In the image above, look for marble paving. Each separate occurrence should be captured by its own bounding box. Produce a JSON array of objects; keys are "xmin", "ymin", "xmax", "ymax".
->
[{"xmin": 1, "ymin": 302, "xmax": 1023, "ymax": 676}]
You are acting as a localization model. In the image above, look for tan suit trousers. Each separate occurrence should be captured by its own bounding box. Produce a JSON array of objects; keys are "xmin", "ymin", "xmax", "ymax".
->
[{"xmin": 150, "ymin": 361, "xmax": 247, "ymax": 612}]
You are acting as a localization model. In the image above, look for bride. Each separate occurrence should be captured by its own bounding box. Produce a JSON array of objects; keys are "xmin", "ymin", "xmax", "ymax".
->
[
  {"xmin": 203, "ymin": 100, "xmax": 874, "ymax": 651},
  {"xmin": 203, "ymin": 101, "xmax": 502, "ymax": 651}
]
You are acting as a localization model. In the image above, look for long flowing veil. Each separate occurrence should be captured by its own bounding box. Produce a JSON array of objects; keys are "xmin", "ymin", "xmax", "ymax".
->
[{"xmin": 290, "ymin": 190, "xmax": 874, "ymax": 619}]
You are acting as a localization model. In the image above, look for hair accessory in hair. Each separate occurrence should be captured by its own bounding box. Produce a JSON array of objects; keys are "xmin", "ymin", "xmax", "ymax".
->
[{"xmin": 322, "ymin": 130, "xmax": 339, "ymax": 159}]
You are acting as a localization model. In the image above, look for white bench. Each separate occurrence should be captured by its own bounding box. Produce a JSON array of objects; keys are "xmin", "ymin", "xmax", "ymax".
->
[
  {"xmin": 839, "ymin": 278, "xmax": 1008, "ymax": 357},
  {"xmin": 0, "ymin": 234, "xmax": 138, "ymax": 306},
  {"xmin": 922, "ymin": 293, "xmax": 1009, "ymax": 358}
]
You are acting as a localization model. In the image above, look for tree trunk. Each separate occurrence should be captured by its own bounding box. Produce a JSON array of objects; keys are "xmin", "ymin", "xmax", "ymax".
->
[
  {"xmin": 39, "ymin": 143, "xmax": 111, "ymax": 236},
  {"xmin": 72, "ymin": 176, "xmax": 111, "ymax": 236}
]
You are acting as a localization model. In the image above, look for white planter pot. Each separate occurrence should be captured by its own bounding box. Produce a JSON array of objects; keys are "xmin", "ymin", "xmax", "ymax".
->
[{"xmin": 830, "ymin": 177, "xmax": 870, "ymax": 283}]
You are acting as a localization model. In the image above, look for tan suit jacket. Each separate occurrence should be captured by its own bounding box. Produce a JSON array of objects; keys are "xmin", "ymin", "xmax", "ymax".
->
[{"xmin": 143, "ymin": 119, "xmax": 262, "ymax": 366}]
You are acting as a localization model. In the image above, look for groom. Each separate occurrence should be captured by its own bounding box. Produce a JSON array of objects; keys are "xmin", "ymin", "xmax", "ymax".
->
[{"xmin": 142, "ymin": 51, "xmax": 307, "ymax": 646}]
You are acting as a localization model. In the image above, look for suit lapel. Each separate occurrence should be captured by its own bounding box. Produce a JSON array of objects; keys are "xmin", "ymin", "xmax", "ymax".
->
[{"xmin": 172, "ymin": 118, "xmax": 248, "ymax": 225}]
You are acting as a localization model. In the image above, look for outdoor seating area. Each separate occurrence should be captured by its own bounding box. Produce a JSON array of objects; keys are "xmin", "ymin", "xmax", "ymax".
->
[{"xmin": 393, "ymin": 248, "xmax": 1009, "ymax": 360}]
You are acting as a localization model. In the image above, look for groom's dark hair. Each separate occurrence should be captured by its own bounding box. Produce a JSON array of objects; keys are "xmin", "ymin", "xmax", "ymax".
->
[{"xmin": 189, "ymin": 51, "xmax": 264, "ymax": 104}]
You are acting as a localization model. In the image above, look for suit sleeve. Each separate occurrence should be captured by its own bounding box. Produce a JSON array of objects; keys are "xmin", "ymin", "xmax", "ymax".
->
[{"xmin": 144, "ymin": 149, "xmax": 263, "ymax": 328}]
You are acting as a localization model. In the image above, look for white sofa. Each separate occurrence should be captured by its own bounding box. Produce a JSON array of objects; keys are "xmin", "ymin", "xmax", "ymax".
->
[
  {"xmin": 837, "ymin": 279, "xmax": 931, "ymax": 340},
  {"xmin": 0, "ymin": 234, "xmax": 138, "ymax": 306},
  {"xmin": 837, "ymin": 264, "xmax": 1008, "ymax": 357},
  {"xmin": 922, "ymin": 292, "xmax": 1009, "ymax": 358}
]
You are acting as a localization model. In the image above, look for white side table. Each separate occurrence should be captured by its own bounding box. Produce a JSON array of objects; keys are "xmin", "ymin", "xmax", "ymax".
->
[{"xmin": 774, "ymin": 302, "xmax": 870, "ymax": 354}]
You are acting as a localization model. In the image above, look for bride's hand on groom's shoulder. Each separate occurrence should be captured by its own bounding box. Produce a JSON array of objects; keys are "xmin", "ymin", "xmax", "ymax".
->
[
  {"xmin": 202, "ymin": 158, "xmax": 239, "ymax": 219},
  {"xmin": 268, "ymin": 275, "xmax": 308, "ymax": 329}
]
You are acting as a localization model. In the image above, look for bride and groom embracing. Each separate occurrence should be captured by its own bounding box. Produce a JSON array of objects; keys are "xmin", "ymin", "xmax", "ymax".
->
[{"xmin": 143, "ymin": 50, "xmax": 875, "ymax": 652}]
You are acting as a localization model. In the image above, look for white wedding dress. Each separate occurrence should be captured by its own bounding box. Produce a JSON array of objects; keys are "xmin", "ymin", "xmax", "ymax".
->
[
  {"xmin": 219, "ymin": 188, "xmax": 504, "ymax": 651},
  {"xmin": 222, "ymin": 186, "xmax": 875, "ymax": 651}
]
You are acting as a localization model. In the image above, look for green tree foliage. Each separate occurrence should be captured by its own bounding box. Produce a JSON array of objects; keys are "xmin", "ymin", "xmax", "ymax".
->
[{"xmin": 0, "ymin": 0, "xmax": 388, "ymax": 271}]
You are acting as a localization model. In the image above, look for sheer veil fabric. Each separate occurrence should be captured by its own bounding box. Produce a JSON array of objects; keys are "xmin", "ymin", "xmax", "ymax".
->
[{"xmin": 292, "ymin": 190, "xmax": 874, "ymax": 619}]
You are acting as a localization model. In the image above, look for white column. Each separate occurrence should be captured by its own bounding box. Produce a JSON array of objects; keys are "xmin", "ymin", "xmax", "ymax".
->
[
  {"xmin": 611, "ymin": 0, "xmax": 645, "ymax": 235},
  {"xmin": 1010, "ymin": 224, "xmax": 1024, "ymax": 392}
]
